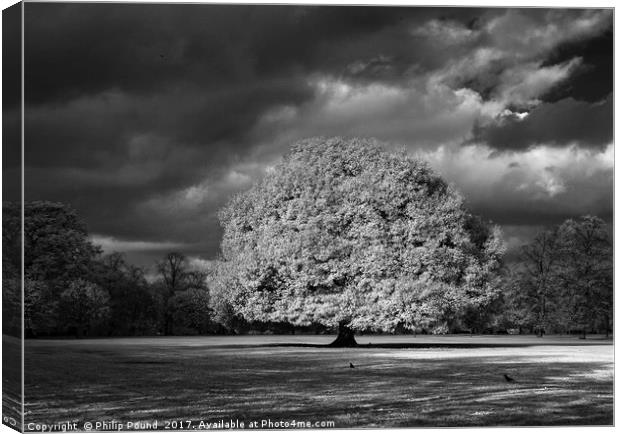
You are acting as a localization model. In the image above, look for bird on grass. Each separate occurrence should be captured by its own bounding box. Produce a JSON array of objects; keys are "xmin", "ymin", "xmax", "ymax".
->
[
  {"xmin": 503, "ymin": 374, "xmax": 515, "ymax": 383},
  {"xmin": 349, "ymin": 362, "xmax": 355, "ymax": 369}
]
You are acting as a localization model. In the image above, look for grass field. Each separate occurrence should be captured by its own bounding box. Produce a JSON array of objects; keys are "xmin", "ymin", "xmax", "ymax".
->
[{"xmin": 23, "ymin": 335, "xmax": 613, "ymax": 428}]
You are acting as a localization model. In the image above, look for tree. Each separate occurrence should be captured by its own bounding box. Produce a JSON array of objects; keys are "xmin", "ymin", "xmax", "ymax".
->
[
  {"xmin": 156, "ymin": 252, "xmax": 189, "ymax": 334},
  {"xmin": 508, "ymin": 215, "xmax": 612, "ymax": 338},
  {"xmin": 4, "ymin": 201, "xmax": 103, "ymax": 336},
  {"xmin": 91, "ymin": 253, "xmax": 158, "ymax": 336},
  {"xmin": 557, "ymin": 216, "xmax": 612, "ymax": 338},
  {"xmin": 168, "ymin": 269, "xmax": 211, "ymax": 335},
  {"xmin": 24, "ymin": 278, "xmax": 60, "ymax": 337},
  {"xmin": 155, "ymin": 253, "xmax": 212, "ymax": 335},
  {"xmin": 3, "ymin": 202, "xmax": 24, "ymax": 337},
  {"xmin": 21, "ymin": 201, "xmax": 101, "ymax": 285},
  {"xmin": 215, "ymin": 137, "xmax": 505, "ymax": 346},
  {"xmin": 517, "ymin": 229, "xmax": 562, "ymax": 336},
  {"xmin": 58, "ymin": 279, "xmax": 111, "ymax": 337},
  {"xmin": 3, "ymin": 274, "xmax": 21, "ymax": 337},
  {"xmin": 157, "ymin": 252, "xmax": 189, "ymax": 294},
  {"xmin": 2, "ymin": 202, "xmax": 22, "ymax": 278},
  {"xmin": 169, "ymin": 287, "xmax": 212, "ymax": 334}
]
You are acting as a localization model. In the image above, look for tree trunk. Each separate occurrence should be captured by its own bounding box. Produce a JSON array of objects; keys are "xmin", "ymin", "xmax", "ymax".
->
[
  {"xmin": 329, "ymin": 321, "xmax": 358, "ymax": 347},
  {"xmin": 25, "ymin": 327, "xmax": 35, "ymax": 339},
  {"xmin": 537, "ymin": 292, "xmax": 545, "ymax": 338},
  {"xmin": 164, "ymin": 313, "xmax": 172, "ymax": 336},
  {"xmin": 605, "ymin": 314, "xmax": 610, "ymax": 339}
]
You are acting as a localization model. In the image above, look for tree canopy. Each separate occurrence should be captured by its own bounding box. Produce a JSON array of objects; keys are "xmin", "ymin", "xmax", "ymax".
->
[
  {"xmin": 20, "ymin": 201, "xmax": 101, "ymax": 284},
  {"xmin": 215, "ymin": 137, "xmax": 505, "ymax": 344}
]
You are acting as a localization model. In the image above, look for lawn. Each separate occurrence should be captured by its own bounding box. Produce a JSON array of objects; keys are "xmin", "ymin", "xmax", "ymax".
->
[{"xmin": 23, "ymin": 335, "xmax": 613, "ymax": 429}]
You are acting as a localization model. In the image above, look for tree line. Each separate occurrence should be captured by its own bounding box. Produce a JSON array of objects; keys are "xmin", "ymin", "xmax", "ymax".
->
[
  {"xmin": 2, "ymin": 140, "xmax": 613, "ymax": 340},
  {"xmin": 3, "ymin": 202, "xmax": 216, "ymax": 337}
]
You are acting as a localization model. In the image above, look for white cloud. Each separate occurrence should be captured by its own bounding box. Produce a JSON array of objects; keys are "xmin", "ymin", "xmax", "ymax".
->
[
  {"xmin": 183, "ymin": 184, "xmax": 210, "ymax": 203},
  {"xmin": 485, "ymin": 9, "xmax": 611, "ymax": 56},
  {"xmin": 252, "ymin": 76, "xmax": 486, "ymax": 151},
  {"xmin": 493, "ymin": 58, "xmax": 582, "ymax": 107},
  {"xmin": 187, "ymin": 256, "xmax": 215, "ymax": 273},
  {"xmin": 91, "ymin": 235, "xmax": 188, "ymax": 253},
  {"xmin": 225, "ymin": 170, "xmax": 252, "ymax": 187},
  {"xmin": 411, "ymin": 19, "xmax": 476, "ymax": 44},
  {"xmin": 418, "ymin": 142, "xmax": 613, "ymax": 206},
  {"xmin": 260, "ymin": 105, "xmax": 298, "ymax": 123}
]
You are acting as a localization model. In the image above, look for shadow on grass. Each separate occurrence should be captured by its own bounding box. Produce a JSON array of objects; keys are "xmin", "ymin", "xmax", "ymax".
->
[{"xmin": 224, "ymin": 355, "xmax": 613, "ymax": 427}]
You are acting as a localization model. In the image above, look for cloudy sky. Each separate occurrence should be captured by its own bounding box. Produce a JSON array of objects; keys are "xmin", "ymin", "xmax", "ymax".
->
[{"xmin": 11, "ymin": 4, "xmax": 613, "ymax": 268}]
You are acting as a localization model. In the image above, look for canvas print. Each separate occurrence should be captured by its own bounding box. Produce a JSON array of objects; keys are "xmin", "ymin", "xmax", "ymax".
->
[{"xmin": 1, "ymin": 2, "xmax": 614, "ymax": 431}]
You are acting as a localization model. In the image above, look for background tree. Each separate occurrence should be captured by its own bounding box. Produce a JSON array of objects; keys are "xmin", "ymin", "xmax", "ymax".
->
[
  {"xmin": 9, "ymin": 200, "xmax": 220, "ymax": 338},
  {"xmin": 169, "ymin": 287, "xmax": 212, "ymax": 335},
  {"xmin": 516, "ymin": 229, "xmax": 562, "ymax": 336},
  {"xmin": 3, "ymin": 202, "xmax": 21, "ymax": 277},
  {"xmin": 91, "ymin": 253, "xmax": 158, "ymax": 336},
  {"xmin": 58, "ymin": 279, "xmax": 111, "ymax": 337},
  {"xmin": 24, "ymin": 278, "xmax": 60, "ymax": 337},
  {"xmin": 156, "ymin": 252, "xmax": 189, "ymax": 334},
  {"xmin": 3, "ymin": 202, "xmax": 24, "ymax": 337},
  {"xmin": 3, "ymin": 273, "xmax": 21, "ymax": 337},
  {"xmin": 155, "ymin": 253, "xmax": 213, "ymax": 335},
  {"xmin": 168, "ymin": 269, "xmax": 212, "ymax": 335},
  {"xmin": 507, "ymin": 215, "xmax": 612, "ymax": 337},
  {"xmin": 4, "ymin": 201, "xmax": 103, "ymax": 335},
  {"xmin": 157, "ymin": 252, "xmax": 189, "ymax": 293},
  {"xmin": 215, "ymin": 137, "xmax": 505, "ymax": 346},
  {"xmin": 22, "ymin": 201, "xmax": 101, "ymax": 285},
  {"xmin": 557, "ymin": 216, "xmax": 612, "ymax": 338}
]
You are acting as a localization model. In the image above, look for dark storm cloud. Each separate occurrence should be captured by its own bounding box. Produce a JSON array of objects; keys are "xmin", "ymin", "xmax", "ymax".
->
[
  {"xmin": 22, "ymin": 3, "xmax": 443, "ymax": 186},
  {"xmin": 475, "ymin": 96, "xmax": 612, "ymax": 151},
  {"xmin": 541, "ymin": 28, "xmax": 613, "ymax": 103},
  {"xmin": 24, "ymin": 3, "xmax": 443, "ymax": 104},
  {"xmin": 21, "ymin": 4, "xmax": 613, "ymax": 263},
  {"xmin": 25, "ymin": 79, "xmax": 313, "ymax": 168}
]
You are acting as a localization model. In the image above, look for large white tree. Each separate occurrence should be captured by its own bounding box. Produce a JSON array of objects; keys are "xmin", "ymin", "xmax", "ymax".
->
[{"xmin": 214, "ymin": 137, "xmax": 504, "ymax": 346}]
